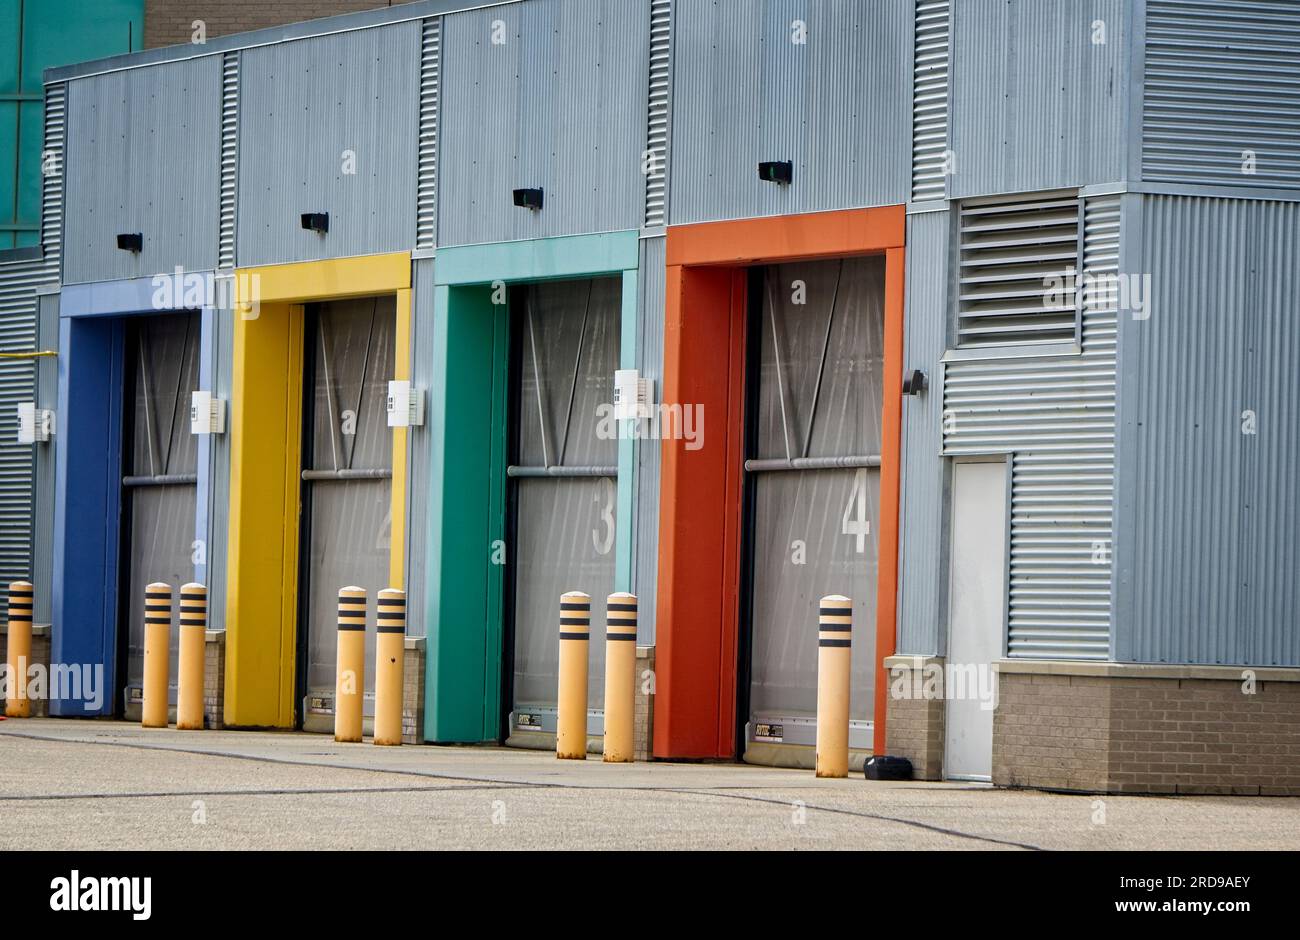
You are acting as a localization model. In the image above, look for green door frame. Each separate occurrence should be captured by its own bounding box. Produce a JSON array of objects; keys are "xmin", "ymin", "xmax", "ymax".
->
[{"xmin": 424, "ymin": 230, "xmax": 640, "ymax": 743}]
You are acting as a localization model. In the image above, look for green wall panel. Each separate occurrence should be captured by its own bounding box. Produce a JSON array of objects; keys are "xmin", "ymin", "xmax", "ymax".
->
[{"xmin": 0, "ymin": 0, "xmax": 143, "ymax": 249}]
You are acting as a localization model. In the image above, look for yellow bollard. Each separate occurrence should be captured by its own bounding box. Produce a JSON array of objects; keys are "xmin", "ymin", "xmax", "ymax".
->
[
  {"xmin": 4, "ymin": 581, "xmax": 33, "ymax": 718},
  {"xmin": 602, "ymin": 592, "xmax": 637, "ymax": 762},
  {"xmin": 335, "ymin": 586, "xmax": 366, "ymax": 743},
  {"xmin": 176, "ymin": 583, "xmax": 207, "ymax": 730},
  {"xmin": 141, "ymin": 582, "xmax": 172, "ymax": 728},
  {"xmin": 556, "ymin": 591, "xmax": 590, "ymax": 760},
  {"xmin": 373, "ymin": 588, "xmax": 405, "ymax": 747},
  {"xmin": 815, "ymin": 594, "xmax": 852, "ymax": 778}
]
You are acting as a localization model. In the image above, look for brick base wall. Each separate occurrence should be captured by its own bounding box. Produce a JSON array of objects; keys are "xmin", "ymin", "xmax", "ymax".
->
[
  {"xmin": 402, "ymin": 636, "xmax": 425, "ymax": 744},
  {"xmin": 204, "ymin": 630, "xmax": 225, "ymax": 729},
  {"xmin": 634, "ymin": 646, "xmax": 655, "ymax": 761},
  {"xmin": 995, "ymin": 666, "xmax": 1300, "ymax": 796},
  {"xmin": 883, "ymin": 655, "xmax": 945, "ymax": 780},
  {"xmin": 1, "ymin": 623, "xmax": 52, "ymax": 718},
  {"xmin": 144, "ymin": 0, "xmax": 418, "ymax": 49}
]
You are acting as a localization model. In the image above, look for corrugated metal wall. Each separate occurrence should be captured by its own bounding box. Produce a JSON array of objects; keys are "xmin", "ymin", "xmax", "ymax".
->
[
  {"xmin": 41, "ymin": 84, "xmax": 65, "ymax": 282},
  {"xmin": 949, "ymin": 0, "xmax": 1129, "ymax": 200},
  {"xmin": 668, "ymin": 0, "xmax": 911, "ymax": 225},
  {"xmin": 416, "ymin": 18, "xmax": 441, "ymax": 251},
  {"xmin": 32, "ymin": 293, "xmax": 58, "ymax": 623},
  {"xmin": 1114, "ymin": 195, "xmax": 1300, "ymax": 666},
  {"xmin": 202, "ymin": 302, "xmax": 235, "ymax": 631},
  {"xmin": 943, "ymin": 193, "xmax": 1120, "ymax": 660},
  {"xmin": 643, "ymin": 0, "xmax": 673, "ymax": 228},
  {"xmin": 1, "ymin": 83, "xmax": 65, "ymax": 615},
  {"xmin": 1141, "ymin": 0, "xmax": 1300, "ymax": 189},
  {"xmin": 404, "ymin": 257, "xmax": 436, "ymax": 637},
  {"xmin": 633, "ymin": 235, "xmax": 665, "ymax": 641},
  {"xmin": 236, "ymin": 22, "xmax": 420, "ymax": 267},
  {"xmin": 0, "ymin": 257, "xmax": 41, "ymax": 600},
  {"xmin": 436, "ymin": 0, "xmax": 649, "ymax": 247},
  {"xmin": 63, "ymin": 57, "xmax": 222, "ymax": 284},
  {"xmin": 218, "ymin": 52, "xmax": 239, "ymax": 270},
  {"xmin": 895, "ymin": 210, "xmax": 949, "ymax": 655},
  {"xmin": 910, "ymin": 0, "xmax": 950, "ymax": 204}
]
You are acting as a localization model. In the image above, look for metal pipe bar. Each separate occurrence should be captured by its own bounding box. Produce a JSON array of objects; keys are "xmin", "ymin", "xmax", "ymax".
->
[
  {"xmin": 122, "ymin": 473, "xmax": 199, "ymax": 487},
  {"xmin": 301, "ymin": 468, "xmax": 393, "ymax": 481},
  {"xmin": 743, "ymin": 456, "xmax": 880, "ymax": 473},
  {"xmin": 507, "ymin": 465, "xmax": 617, "ymax": 478}
]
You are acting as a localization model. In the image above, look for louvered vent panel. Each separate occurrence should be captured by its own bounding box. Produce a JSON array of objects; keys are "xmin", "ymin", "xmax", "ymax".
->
[
  {"xmin": 416, "ymin": 17, "xmax": 441, "ymax": 249},
  {"xmin": 219, "ymin": 52, "xmax": 239, "ymax": 270},
  {"xmin": 957, "ymin": 190, "xmax": 1081, "ymax": 348},
  {"xmin": 40, "ymin": 84, "xmax": 65, "ymax": 277},
  {"xmin": 644, "ymin": 0, "xmax": 671, "ymax": 227},
  {"xmin": 910, "ymin": 0, "xmax": 949, "ymax": 202}
]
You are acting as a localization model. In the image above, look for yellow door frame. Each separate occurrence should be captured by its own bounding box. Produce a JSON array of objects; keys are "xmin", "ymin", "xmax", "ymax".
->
[{"xmin": 226, "ymin": 252, "xmax": 411, "ymax": 728}]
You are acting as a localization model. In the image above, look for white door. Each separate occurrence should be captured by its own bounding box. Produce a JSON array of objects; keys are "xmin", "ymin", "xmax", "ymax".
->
[{"xmin": 944, "ymin": 460, "xmax": 1008, "ymax": 781}]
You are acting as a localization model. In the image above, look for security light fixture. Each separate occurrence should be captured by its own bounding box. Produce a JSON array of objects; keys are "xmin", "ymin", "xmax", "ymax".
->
[
  {"xmin": 902, "ymin": 369, "xmax": 928, "ymax": 396},
  {"xmin": 301, "ymin": 212, "xmax": 329, "ymax": 234},
  {"xmin": 117, "ymin": 233, "xmax": 143, "ymax": 253},
  {"xmin": 758, "ymin": 161, "xmax": 793, "ymax": 185},
  {"xmin": 513, "ymin": 188, "xmax": 544, "ymax": 210}
]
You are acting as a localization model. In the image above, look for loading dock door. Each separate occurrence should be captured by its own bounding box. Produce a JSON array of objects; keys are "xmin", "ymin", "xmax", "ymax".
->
[
  {"xmin": 121, "ymin": 312, "xmax": 201, "ymax": 714},
  {"xmin": 508, "ymin": 277, "xmax": 620, "ymax": 739},
  {"xmin": 744, "ymin": 257, "xmax": 885, "ymax": 755},
  {"xmin": 300, "ymin": 298, "xmax": 395, "ymax": 726}
]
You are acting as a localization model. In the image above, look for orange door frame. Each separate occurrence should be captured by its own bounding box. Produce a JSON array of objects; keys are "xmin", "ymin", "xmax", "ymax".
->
[{"xmin": 655, "ymin": 205, "xmax": 906, "ymax": 760}]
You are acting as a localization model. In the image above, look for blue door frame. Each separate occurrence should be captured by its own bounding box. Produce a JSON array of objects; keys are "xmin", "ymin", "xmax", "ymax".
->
[{"xmin": 50, "ymin": 274, "xmax": 214, "ymax": 716}]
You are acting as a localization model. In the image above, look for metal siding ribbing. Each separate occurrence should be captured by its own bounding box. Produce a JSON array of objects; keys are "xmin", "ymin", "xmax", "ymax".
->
[
  {"xmin": 644, "ymin": 0, "xmax": 672, "ymax": 228},
  {"xmin": 236, "ymin": 23, "xmax": 420, "ymax": 267},
  {"xmin": 204, "ymin": 303, "xmax": 235, "ymax": 631},
  {"xmin": 404, "ymin": 258, "xmax": 437, "ymax": 637},
  {"xmin": 668, "ymin": 0, "xmax": 911, "ymax": 226},
  {"xmin": 32, "ymin": 293, "xmax": 58, "ymax": 623},
  {"xmin": 41, "ymin": 84, "xmax": 66, "ymax": 281},
  {"xmin": 0, "ymin": 259, "xmax": 41, "ymax": 600},
  {"xmin": 949, "ymin": 0, "xmax": 1128, "ymax": 200},
  {"xmin": 895, "ymin": 211, "xmax": 949, "ymax": 655},
  {"xmin": 1116, "ymin": 196, "xmax": 1300, "ymax": 666},
  {"xmin": 911, "ymin": 0, "xmax": 950, "ymax": 203},
  {"xmin": 943, "ymin": 194, "xmax": 1119, "ymax": 660},
  {"xmin": 634, "ymin": 235, "xmax": 665, "ymax": 640},
  {"xmin": 218, "ymin": 52, "xmax": 239, "ymax": 270},
  {"xmin": 416, "ymin": 18, "xmax": 442, "ymax": 250},
  {"xmin": 63, "ymin": 57, "xmax": 222, "ymax": 284},
  {"xmin": 0, "ymin": 83, "xmax": 65, "ymax": 610},
  {"xmin": 1142, "ymin": 0, "xmax": 1300, "ymax": 188},
  {"xmin": 436, "ymin": 0, "xmax": 649, "ymax": 247}
]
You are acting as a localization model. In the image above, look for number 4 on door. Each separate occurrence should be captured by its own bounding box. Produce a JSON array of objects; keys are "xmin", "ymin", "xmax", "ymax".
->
[{"xmin": 842, "ymin": 468, "xmax": 871, "ymax": 554}]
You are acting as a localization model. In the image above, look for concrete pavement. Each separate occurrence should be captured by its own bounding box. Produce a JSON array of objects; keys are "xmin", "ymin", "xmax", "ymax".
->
[{"xmin": 1, "ymin": 719, "xmax": 1295, "ymax": 850}]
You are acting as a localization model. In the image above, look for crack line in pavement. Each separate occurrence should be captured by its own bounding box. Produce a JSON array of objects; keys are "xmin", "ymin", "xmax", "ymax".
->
[
  {"xmin": 0, "ymin": 729, "xmax": 1044, "ymax": 850},
  {"xmin": 653, "ymin": 787, "xmax": 1044, "ymax": 850},
  {"xmin": 0, "ymin": 784, "xmax": 530, "ymax": 802}
]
